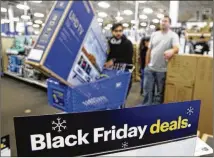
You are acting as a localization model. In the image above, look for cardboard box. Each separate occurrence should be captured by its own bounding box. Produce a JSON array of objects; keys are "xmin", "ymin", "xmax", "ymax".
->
[
  {"xmin": 164, "ymin": 80, "xmax": 194, "ymax": 103},
  {"xmin": 193, "ymin": 56, "xmax": 213, "ymax": 135},
  {"xmin": 26, "ymin": 1, "xmax": 108, "ymax": 86},
  {"xmin": 166, "ymin": 55, "xmax": 198, "ymax": 85}
]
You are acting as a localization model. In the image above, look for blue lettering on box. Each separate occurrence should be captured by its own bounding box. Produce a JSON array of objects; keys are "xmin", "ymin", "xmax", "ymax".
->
[{"xmin": 44, "ymin": 1, "xmax": 94, "ymax": 80}]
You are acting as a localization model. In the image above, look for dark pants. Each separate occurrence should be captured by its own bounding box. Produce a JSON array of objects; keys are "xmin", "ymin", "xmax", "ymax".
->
[
  {"xmin": 141, "ymin": 68, "xmax": 144, "ymax": 89},
  {"xmin": 143, "ymin": 67, "xmax": 166, "ymax": 106},
  {"xmin": 121, "ymin": 75, "xmax": 132, "ymax": 109}
]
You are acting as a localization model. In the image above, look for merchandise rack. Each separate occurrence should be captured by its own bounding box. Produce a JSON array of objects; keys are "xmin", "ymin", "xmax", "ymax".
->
[{"xmin": 4, "ymin": 71, "xmax": 47, "ymax": 88}]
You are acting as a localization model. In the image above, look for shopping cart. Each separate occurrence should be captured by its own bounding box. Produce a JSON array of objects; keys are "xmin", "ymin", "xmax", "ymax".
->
[{"xmin": 47, "ymin": 64, "xmax": 134, "ymax": 113}]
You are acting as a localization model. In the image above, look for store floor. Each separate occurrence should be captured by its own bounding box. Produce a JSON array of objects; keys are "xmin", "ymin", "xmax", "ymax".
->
[{"xmin": 1, "ymin": 76, "xmax": 143, "ymax": 156}]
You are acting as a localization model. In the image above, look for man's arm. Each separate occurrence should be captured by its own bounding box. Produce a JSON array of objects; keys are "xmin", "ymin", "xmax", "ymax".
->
[{"xmin": 164, "ymin": 33, "xmax": 180, "ymax": 60}]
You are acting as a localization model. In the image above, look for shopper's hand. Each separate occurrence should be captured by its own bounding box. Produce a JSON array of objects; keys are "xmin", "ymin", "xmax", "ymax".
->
[
  {"xmin": 104, "ymin": 60, "xmax": 114, "ymax": 68},
  {"xmin": 164, "ymin": 49, "xmax": 174, "ymax": 60}
]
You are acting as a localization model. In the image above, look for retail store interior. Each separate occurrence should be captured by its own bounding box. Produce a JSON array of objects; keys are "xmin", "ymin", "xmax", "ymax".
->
[{"xmin": 1, "ymin": 0, "xmax": 213, "ymax": 156}]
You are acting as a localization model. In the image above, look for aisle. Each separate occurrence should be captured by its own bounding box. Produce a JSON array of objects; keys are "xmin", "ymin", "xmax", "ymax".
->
[
  {"xmin": 1, "ymin": 76, "xmax": 60, "ymax": 156},
  {"xmin": 1, "ymin": 76, "xmax": 143, "ymax": 156}
]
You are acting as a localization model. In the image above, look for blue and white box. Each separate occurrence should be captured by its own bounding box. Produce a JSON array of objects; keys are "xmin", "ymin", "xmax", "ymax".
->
[{"xmin": 26, "ymin": 1, "xmax": 108, "ymax": 86}]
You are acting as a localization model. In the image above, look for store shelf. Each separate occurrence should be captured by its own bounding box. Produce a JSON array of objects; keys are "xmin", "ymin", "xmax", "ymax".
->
[{"xmin": 4, "ymin": 71, "xmax": 47, "ymax": 88}]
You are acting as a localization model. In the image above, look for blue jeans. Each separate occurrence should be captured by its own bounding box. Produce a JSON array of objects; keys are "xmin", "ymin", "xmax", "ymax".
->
[{"xmin": 143, "ymin": 67, "xmax": 166, "ymax": 106}]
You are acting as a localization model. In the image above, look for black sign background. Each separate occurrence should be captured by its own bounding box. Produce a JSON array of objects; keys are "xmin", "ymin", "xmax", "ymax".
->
[
  {"xmin": 1, "ymin": 135, "xmax": 10, "ymax": 150},
  {"xmin": 14, "ymin": 101, "xmax": 200, "ymax": 157}
]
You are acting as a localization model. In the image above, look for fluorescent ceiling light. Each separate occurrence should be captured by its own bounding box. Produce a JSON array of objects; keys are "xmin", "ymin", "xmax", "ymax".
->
[
  {"xmin": 123, "ymin": 23, "xmax": 129, "ymax": 27},
  {"xmin": 107, "ymin": 24, "xmax": 113, "ymax": 28},
  {"xmin": 99, "ymin": 23, "xmax": 103, "ymax": 26},
  {"xmin": 1, "ymin": 19, "xmax": 10, "ymax": 24},
  {"xmin": 33, "ymin": 24, "xmax": 40, "ymax": 28},
  {"xmin": 143, "ymin": 8, "xmax": 153, "ymax": 14},
  {"xmin": 34, "ymin": 12, "xmax": 44, "ymax": 18},
  {"xmin": 34, "ymin": 20, "xmax": 43, "ymax": 24},
  {"xmin": 157, "ymin": 13, "xmax": 164, "ymax": 19},
  {"xmin": 131, "ymin": 20, "xmax": 136, "ymax": 24},
  {"xmin": 98, "ymin": 1, "xmax": 110, "ymax": 9},
  {"xmin": 140, "ymin": 22, "xmax": 147, "ymax": 27},
  {"xmin": 150, "ymin": 25, "xmax": 156, "ymax": 29},
  {"xmin": 97, "ymin": 18, "xmax": 103, "ymax": 23},
  {"xmin": 1, "ymin": 7, "xmax": 7, "ymax": 12},
  {"xmin": 21, "ymin": 15, "xmax": 30, "ymax": 20},
  {"xmin": 16, "ymin": 4, "xmax": 30, "ymax": 10},
  {"xmin": 138, "ymin": 1, "xmax": 147, "ymax": 3},
  {"xmin": 104, "ymin": 26, "xmax": 110, "ymax": 30},
  {"xmin": 13, "ymin": 17, "xmax": 20, "ymax": 22},
  {"xmin": 31, "ymin": 1, "xmax": 42, "ymax": 3},
  {"xmin": 98, "ymin": 12, "xmax": 108, "ymax": 18},
  {"xmin": 34, "ymin": 30, "xmax": 40, "ymax": 35},
  {"xmin": 27, "ymin": 21, "xmax": 33, "ymax": 25},
  {"xmin": 139, "ymin": 14, "xmax": 147, "ymax": 20},
  {"xmin": 152, "ymin": 19, "xmax": 159, "ymax": 24},
  {"xmin": 123, "ymin": 10, "xmax": 133, "ymax": 15},
  {"xmin": 115, "ymin": 16, "xmax": 124, "ymax": 22}
]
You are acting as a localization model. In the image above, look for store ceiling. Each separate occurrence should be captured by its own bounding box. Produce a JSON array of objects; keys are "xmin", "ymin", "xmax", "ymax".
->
[{"xmin": 1, "ymin": 1, "xmax": 213, "ymax": 28}]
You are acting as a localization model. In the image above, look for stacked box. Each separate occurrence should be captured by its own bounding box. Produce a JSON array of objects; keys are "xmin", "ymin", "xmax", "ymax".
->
[
  {"xmin": 165, "ymin": 54, "xmax": 213, "ymax": 136},
  {"xmin": 193, "ymin": 56, "xmax": 213, "ymax": 136},
  {"xmin": 26, "ymin": 1, "xmax": 108, "ymax": 86}
]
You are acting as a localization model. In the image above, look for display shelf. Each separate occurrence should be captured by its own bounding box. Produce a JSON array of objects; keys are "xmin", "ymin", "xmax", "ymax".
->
[{"xmin": 4, "ymin": 71, "xmax": 47, "ymax": 88}]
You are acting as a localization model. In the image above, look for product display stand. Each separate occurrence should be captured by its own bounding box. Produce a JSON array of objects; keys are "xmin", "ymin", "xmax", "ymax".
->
[{"xmin": 4, "ymin": 71, "xmax": 47, "ymax": 88}]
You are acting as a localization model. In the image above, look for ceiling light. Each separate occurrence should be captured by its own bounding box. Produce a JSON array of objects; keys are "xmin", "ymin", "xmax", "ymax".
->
[
  {"xmin": 34, "ymin": 30, "xmax": 40, "ymax": 35},
  {"xmin": 210, "ymin": 22, "xmax": 213, "ymax": 27},
  {"xmin": 131, "ymin": 20, "xmax": 136, "ymax": 24},
  {"xmin": 31, "ymin": 1, "xmax": 42, "ymax": 3},
  {"xmin": 98, "ymin": 12, "xmax": 108, "ymax": 18},
  {"xmin": 123, "ymin": 23, "xmax": 129, "ymax": 27},
  {"xmin": 104, "ymin": 26, "xmax": 110, "ymax": 30},
  {"xmin": 27, "ymin": 21, "xmax": 33, "ymax": 25},
  {"xmin": 123, "ymin": 10, "xmax": 133, "ymax": 15},
  {"xmin": 13, "ymin": 17, "xmax": 20, "ymax": 22},
  {"xmin": 16, "ymin": 4, "xmax": 30, "ymax": 10},
  {"xmin": 34, "ymin": 20, "xmax": 43, "ymax": 24},
  {"xmin": 138, "ymin": 1, "xmax": 147, "ymax": 3},
  {"xmin": 33, "ymin": 24, "xmax": 40, "ymax": 28},
  {"xmin": 99, "ymin": 23, "xmax": 102, "ymax": 26},
  {"xmin": 115, "ymin": 16, "xmax": 124, "ymax": 22},
  {"xmin": 139, "ymin": 14, "xmax": 147, "ymax": 20},
  {"xmin": 157, "ymin": 13, "xmax": 164, "ymax": 19},
  {"xmin": 34, "ymin": 12, "xmax": 44, "ymax": 18},
  {"xmin": 107, "ymin": 24, "xmax": 113, "ymax": 28},
  {"xmin": 21, "ymin": 15, "xmax": 30, "ymax": 20},
  {"xmin": 1, "ymin": 19, "xmax": 10, "ymax": 24},
  {"xmin": 152, "ymin": 19, "xmax": 159, "ymax": 24},
  {"xmin": 42, "ymin": 23, "xmax": 45, "ymax": 26},
  {"xmin": 1, "ymin": 7, "xmax": 7, "ymax": 12},
  {"xmin": 98, "ymin": 1, "xmax": 110, "ymax": 9},
  {"xmin": 97, "ymin": 18, "xmax": 103, "ymax": 23},
  {"xmin": 150, "ymin": 25, "xmax": 156, "ymax": 29},
  {"xmin": 140, "ymin": 22, "xmax": 147, "ymax": 27},
  {"xmin": 143, "ymin": 8, "xmax": 153, "ymax": 14}
]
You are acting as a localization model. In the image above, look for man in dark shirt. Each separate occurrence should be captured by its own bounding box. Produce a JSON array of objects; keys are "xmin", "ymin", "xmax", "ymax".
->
[
  {"xmin": 194, "ymin": 35, "xmax": 209, "ymax": 55},
  {"xmin": 104, "ymin": 23, "xmax": 133, "ymax": 101},
  {"xmin": 104, "ymin": 23, "xmax": 133, "ymax": 67}
]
